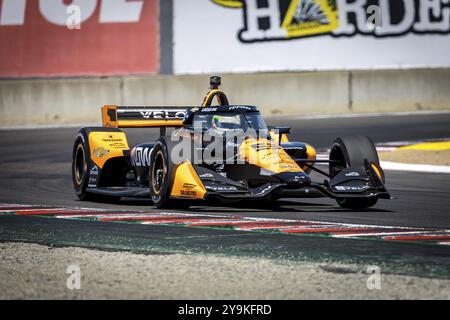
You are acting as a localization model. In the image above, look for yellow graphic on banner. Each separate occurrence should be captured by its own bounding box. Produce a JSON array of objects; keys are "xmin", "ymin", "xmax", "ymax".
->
[
  {"xmin": 282, "ymin": 0, "xmax": 339, "ymax": 38},
  {"xmin": 211, "ymin": 0, "xmax": 243, "ymax": 8},
  {"xmin": 212, "ymin": 0, "xmax": 339, "ymax": 39}
]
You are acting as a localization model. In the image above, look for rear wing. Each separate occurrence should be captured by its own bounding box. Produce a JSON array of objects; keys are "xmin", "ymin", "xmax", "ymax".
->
[
  {"xmin": 102, "ymin": 105, "xmax": 194, "ymax": 128},
  {"xmin": 102, "ymin": 76, "xmax": 234, "ymax": 129}
]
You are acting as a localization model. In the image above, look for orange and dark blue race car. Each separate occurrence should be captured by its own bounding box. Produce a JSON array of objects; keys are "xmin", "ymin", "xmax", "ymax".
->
[{"xmin": 72, "ymin": 76, "xmax": 390, "ymax": 209}]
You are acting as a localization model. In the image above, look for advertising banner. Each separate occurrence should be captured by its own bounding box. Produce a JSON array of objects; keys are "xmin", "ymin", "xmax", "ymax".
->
[
  {"xmin": 0, "ymin": 0, "xmax": 159, "ymax": 77},
  {"xmin": 174, "ymin": 0, "xmax": 450, "ymax": 74}
]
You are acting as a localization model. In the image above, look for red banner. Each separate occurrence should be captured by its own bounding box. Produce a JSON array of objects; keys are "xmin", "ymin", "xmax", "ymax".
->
[{"xmin": 0, "ymin": 0, "xmax": 159, "ymax": 77}]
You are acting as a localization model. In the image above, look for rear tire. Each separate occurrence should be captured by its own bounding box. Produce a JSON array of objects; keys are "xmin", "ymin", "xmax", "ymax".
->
[{"xmin": 329, "ymin": 136, "xmax": 380, "ymax": 209}]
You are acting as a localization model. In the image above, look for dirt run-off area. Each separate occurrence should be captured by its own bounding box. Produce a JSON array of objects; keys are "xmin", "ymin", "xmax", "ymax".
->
[
  {"xmin": 1, "ymin": 242, "xmax": 450, "ymax": 300},
  {"xmin": 380, "ymin": 149, "xmax": 450, "ymax": 166}
]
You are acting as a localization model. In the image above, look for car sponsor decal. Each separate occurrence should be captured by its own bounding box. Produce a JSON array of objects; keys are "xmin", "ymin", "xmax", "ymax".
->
[
  {"xmin": 132, "ymin": 147, "xmax": 153, "ymax": 167},
  {"xmin": 93, "ymin": 147, "xmax": 110, "ymax": 158},
  {"xmin": 133, "ymin": 110, "xmax": 187, "ymax": 120}
]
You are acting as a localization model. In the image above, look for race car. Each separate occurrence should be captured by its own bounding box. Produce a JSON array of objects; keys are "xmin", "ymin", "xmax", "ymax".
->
[{"xmin": 72, "ymin": 76, "xmax": 390, "ymax": 209}]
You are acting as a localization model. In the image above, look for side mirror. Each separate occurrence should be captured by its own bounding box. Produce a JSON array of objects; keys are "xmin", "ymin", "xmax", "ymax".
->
[
  {"xmin": 273, "ymin": 126, "xmax": 291, "ymax": 135},
  {"xmin": 268, "ymin": 126, "xmax": 291, "ymax": 143}
]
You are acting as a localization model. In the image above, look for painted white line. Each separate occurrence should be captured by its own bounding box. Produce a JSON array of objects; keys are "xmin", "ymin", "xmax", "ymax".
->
[
  {"xmin": 376, "ymin": 147, "xmax": 400, "ymax": 152},
  {"xmin": 269, "ymin": 110, "xmax": 450, "ymax": 121},
  {"xmin": 0, "ymin": 123, "xmax": 98, "ymax": 131},
  {"xmin": 376, "ymin": 138, "xmax": 450, "ymax": 147},
  {"xmin": 0, "ymin": 204, "xmax": 38, "ymax": 208},
  {"xmin": 381, "ymin": 161, "xmax": 450, "ymax": 174},
  {"xmin": 316, "ymin": 153, "xmax": 329, "ymax": 160},
  {"xmin": 332, "ymin": 230, "xmax": 450, "ymax": 238},
  {"xmin": 0, "ymin": 208, "xmax": 66, "ymax": 213},
  {"xmin": 56, "ymin": 214, "xmax": 166, "ymax": 219},
  {"xmin": 315, "ymin": 155, "xmax": 450, "ymax": 173}
]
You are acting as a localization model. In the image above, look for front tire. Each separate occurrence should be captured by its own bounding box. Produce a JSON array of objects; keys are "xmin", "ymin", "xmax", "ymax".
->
[
  {"xmin": 329, "ymin": 136, "xmax": 380, "ymax": 209},
  {"xmin": 72, "ymin": 132, "xmax": 91, "ymax": 200},
  {"xmin": 149, "ymin": 138, "xmax": 189, "ymax": 209},
  {"xmin": 72, "ymin": 129, "xmax": 120, "ymax": 203}
]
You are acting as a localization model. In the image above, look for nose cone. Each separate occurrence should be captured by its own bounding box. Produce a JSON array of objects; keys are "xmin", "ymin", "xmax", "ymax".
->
[{"xmin": 276, "ymin": 172, "xmax": 311, "ymax": 187}]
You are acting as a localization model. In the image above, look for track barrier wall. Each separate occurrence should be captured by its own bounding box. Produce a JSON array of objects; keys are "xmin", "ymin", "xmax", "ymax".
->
[{"xmin": 1, "ymin": 0, "xmax": 450, "ymax": 126}]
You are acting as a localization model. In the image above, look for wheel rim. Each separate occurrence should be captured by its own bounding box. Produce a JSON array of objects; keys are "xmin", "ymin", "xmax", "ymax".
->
[
  {"xmin": 152, "ymin": 150, "xmax": 166, "ymax": 195},
  {"xmin": 74, "ymin": 144, "xmax": 85, "ymax": 185}
]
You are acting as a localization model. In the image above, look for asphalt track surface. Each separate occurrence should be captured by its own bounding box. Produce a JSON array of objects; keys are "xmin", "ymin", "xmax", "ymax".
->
[{"xmin": 1, "ymin": 112, "xmax": 450, "ymax": 277}]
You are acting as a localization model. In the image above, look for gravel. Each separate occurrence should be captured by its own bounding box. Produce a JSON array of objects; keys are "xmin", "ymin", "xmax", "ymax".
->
[
  {"xmin": 1, "ymin": 242, "xmax": 449, "ymax": 300},
  {"xmin": 380, "ymin": 150, "xmax": 450, "ymax": 166}
]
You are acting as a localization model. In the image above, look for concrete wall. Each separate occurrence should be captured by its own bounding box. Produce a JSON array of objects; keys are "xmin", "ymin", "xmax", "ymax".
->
[
  {"xmin": 0, "ymin": 78, "xmax": 122, "ymax": 126},
  {"xmin": 1, "ymin": 69, "xmax": 450, "ymax": 127}
]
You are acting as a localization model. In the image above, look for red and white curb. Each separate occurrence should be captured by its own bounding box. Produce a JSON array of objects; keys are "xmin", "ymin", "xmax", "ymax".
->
[{"xmin": 1, "ymin": 204, "xmax": 450, "ymax": 246}]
